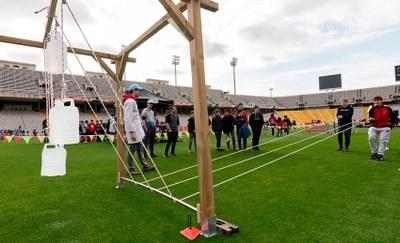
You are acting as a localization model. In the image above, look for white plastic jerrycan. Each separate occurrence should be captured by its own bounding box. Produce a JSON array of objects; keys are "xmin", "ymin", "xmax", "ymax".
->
[
  {"xmin": 49, "ymin": 99, "xmax": 80, "ymax": 145},
  {"xmin": 41, "ymin": 144, "xmax": 67, "ymax": 176},
  {"xmin": 46, "ymin": 32, "xmax": 68, "ymax": 74}
]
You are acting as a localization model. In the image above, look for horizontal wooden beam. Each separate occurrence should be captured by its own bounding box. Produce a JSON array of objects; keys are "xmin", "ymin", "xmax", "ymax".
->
[
  {"xmin": 181, "ymin": 0, "xmax": 219, "ymax": 12},
  {"xmin": 117, "ymin": 0, "xmax": 218, "ymax": 59},
  {"xmin": 95, "ymin": 55, "xmax": 119, "ymax": 82},
  {"xmin": 200, "ymin": 0, "xmax": 219, "ymax": 12},
  {"xmin": 159, "ymin": 0, "xmax": 194, "ymax": 41},
  {"xmin": 117, "ymin": 1, "xmax": 188, "ymax": 59},
  {"xmin": 0, "ymin": 35, "xmax": 136, "ymax": 63}
]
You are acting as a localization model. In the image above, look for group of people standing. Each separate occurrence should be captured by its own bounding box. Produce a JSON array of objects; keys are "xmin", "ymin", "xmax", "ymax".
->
[
  {"xmin": 188, "ymin": 104, "xmax": 253, "ymax": 153},
  {"xmin": 124, "ymin": 82, "xmax": 186, "ymax": 175},
  {"xmin": 123, "ymin": 83, "xmax": 186, "ymax": 175},
  {"xmin": 123, "ymin": 82, "xmax": 398, "ymax": 176},
  {"xmin": 336, "ymin": 96, "xmax": 397, "ymax": 161},
  {"xmin": 120, "ymin": 82, "xmax": 298, "ymax": 176},
  {"xmin": 267, "ymin": 113, "xmax": 293, "ymax": 137},
  {"xmin": 208, "ymin": 103, "xmax": 273, "ymax": 152}
]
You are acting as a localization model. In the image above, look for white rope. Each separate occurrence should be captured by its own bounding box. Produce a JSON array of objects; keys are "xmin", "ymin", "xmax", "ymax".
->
[
  {"xmin": 62, "ymin": 37, "xmax": 148, "ymax": 184},
  {"xmin": 60, "ymin": 0, "xmax": 66, "ymax": 100},
  {"xmin": 66, "ymin": 68, "xmax": 137, "ymax": 183},
  {"xmin": 61, "ymin": 2, "xmax": 175, "ymax": 198},
  {"xmin": 64, "ymin": 1, "xmax": 173, "ymax": 191},
  {"xmin": 156, "ymin": 121, "xmax": 345, "ymax": 191},
  {"xmin": 43, "ymin": 36, "xmax": 54, "ymax": 133},
  {"xmin": 121, "ymin": 177, "xmax": 197, "ymax": 211},
  {"xmin": 180, "ymin": 123, "xmax": 355, "ymax": 201},
  {"xmin": 52, "ymin": 21, "xmax": 145, "ymax": 184},
  {"xmin": 147, "ymin": 121, "xmax": 334, "ymax": 186},
  {"xmin": 57, "ymin": 4, "xmax": 174, "ymax": 198},
  {"xmin": 148, "ymin": 126, "xmax": 309, "ymax": 184},
  {"xmin": 48, "ymin": 0, "xmax": 363, "ymax": 207},
  {"xmin": 148, "ymin": 123, "xmax": 321, "ymax": 185},
  {"xmin": 211, "ymin": 126, "xmax": 308, "ymax": 162},
  {"xmin": 58, "ymin": 26, "xmax": 158, "ymax": 190}
]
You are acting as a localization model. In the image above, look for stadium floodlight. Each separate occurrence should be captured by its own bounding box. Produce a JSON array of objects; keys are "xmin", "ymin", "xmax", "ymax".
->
[
  {"xmin": 269, "ymin": 88, "xmax": 273, "ymax": 97},
  {"xmin": 230, "ymin": 57, "xmax": 238, "ymax": 95},
  {"xmin": 172, "ymin": 55, "xmax": 180, "ymax": 86}
]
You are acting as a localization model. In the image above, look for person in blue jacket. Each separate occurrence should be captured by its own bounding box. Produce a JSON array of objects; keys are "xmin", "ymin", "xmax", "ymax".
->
[{"xmin": 336, "ymin": 98, "xmax": 354, "ymax": 152}]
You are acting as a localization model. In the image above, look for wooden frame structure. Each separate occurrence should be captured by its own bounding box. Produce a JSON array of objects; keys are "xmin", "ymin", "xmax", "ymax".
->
[{"xmin": 0, "ymin": 0, "xmax": 219, "ymax": 237}]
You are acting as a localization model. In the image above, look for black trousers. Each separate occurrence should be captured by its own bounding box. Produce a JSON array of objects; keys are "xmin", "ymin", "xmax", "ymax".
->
[
  {"xmin": 337, "ymin": 123, "xmax": 352, "ymax": 148},
  {"xmin": 144, "ymin": 130, "xmax": 156, "ymax": 156},
  {"xmin": 271, "ymin": 125, "xmax": 276, "ymax": 136},
  {"xmin": 215, "ymin": 131, "xmax": 222, "ymax": 148},
  {"xmin": 165, "ymin": 131, "xmax": 178, "ymax": 155},
  {"xmin": 252, "ymin": 127, "xmax": 262, "ymax": 149}
]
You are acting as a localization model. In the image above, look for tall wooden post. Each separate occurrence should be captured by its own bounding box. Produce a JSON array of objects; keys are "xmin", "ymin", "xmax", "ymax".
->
[
  {"xmin": 115, "ymin": 60, "xmax": 125, "ymax": 187},
  {"xmin": 187, "ymin": 0, "xmax": 217, "ymax": 237}
]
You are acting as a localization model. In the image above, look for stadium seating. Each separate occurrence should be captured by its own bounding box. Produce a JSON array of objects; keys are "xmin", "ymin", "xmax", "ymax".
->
[
  {"xmin": 1, "ymin": 65, "xmax": 400, "ymax": 132},
  {"xmin": 0, "ymin": 109, "xmax": 44, "ymax": 133}
]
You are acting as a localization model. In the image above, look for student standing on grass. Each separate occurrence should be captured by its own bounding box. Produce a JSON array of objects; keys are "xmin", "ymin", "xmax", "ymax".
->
[
  {"xmin": 268, "ymin": 113, "xmax": 277, "ymax": 136},
  {"xmin": 212, "ymin": 109, "xmax": 224, "ymax": 151},
  {"xmin": 164, "ymin": 105, "xmax": 180, "ymax": 157},
  {"xmin": 222, "ymin": 109, "xmax": 236, "ymax": 150},
  {"xmin": 123, "ymin": 84, "xmax": 155, "ymax": 175},
  {"xmin": 141, "ymin": 99, "xmax": 158, "ymax": 158},
  {"xmin": 368, "ymin": 95, "xmax": 396, "ymax": 161},
  {"xmin": 187, "ymin": 111, "xmax": 196, "ymax": 153},
  {"xmin": 235, "ymin": 110, "xmax": 249, "ymax": 150},
  {"xmin": 249, "ymin": 106, "xmax": 264, "ymax": 150},
  {"xmin": 336, "ymin": 98, "xmax": 354, "ymax": 152},
  {"xmin": 282, "ymin": 115, "xmax": 291, "ymax": 136},
  {"xmin": 276, "ymin": 117, "xmax": 283, "ymax": 137}
]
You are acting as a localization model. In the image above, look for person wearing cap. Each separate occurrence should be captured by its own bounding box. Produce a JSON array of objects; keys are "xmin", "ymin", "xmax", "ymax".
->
[
  {"xmin": 164, "ymin": 105, "xmax": 180, "ymax": 157},
  {"xmin": 123, "ymin": 84, "xmax": 155, "ymax": 175},
  {"xmin": 368, "ymin": 95, "xmax": 396, "ymax": 161},
  {"xmin": 141, "ymin": 99, "xmax": 158, "ymax": 158},
  {"xmin": 336, "ymin": 98, "xmax": 354, "ymax": 152}
]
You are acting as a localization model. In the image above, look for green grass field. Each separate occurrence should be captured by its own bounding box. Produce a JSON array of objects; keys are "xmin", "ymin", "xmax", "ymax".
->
[{"xmin": 1, "ymin": 127, "xmax": 400, "ymax": 241}]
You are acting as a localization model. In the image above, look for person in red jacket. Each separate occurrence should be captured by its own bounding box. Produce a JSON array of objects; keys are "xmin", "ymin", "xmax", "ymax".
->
[
  {"xmin": 234, "ymin": 103, "xmax": 249, "ymax": 125},
  {"xmin": 368, "ymin": 96, "xmax": 396, "ymax": 161},
  {"xmin": 268, "ymin": 113, "xmax": 278, "ymax": 136},
  {"xmin": 87, "ymin": 120, "xmax": 96, "ymax": 135}
]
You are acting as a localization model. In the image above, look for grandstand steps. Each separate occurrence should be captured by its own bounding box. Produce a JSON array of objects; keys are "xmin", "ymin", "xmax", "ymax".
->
[{"xmin": 277, "ymin": 108, "xmax": 336, "ymax": 125}]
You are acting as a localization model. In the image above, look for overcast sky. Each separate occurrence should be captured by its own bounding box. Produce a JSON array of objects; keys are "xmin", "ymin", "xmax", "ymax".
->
[{"xmin": 1, "ymin": 0, "xmax": 400, "ymax": 97}]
